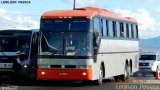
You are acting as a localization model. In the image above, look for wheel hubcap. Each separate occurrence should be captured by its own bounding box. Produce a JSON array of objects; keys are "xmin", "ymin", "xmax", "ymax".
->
[{"xmin": 99, "ymin": 67, "xmax": 103, "ymax": 83}]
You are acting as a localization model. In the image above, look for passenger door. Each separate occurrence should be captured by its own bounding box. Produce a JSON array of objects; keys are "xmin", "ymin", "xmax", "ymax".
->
[{"xmin": 29, "ymin": 32, "xmax": 39, "ymax": 78}]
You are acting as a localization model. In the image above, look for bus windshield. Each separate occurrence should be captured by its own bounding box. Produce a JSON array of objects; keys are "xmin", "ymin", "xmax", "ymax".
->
[
  {"xmin": 139, "ymin": 55, "xmax": 156, "ymax": 60},
  {"xmin": 40, "ymin": 31, "xmax": 92, "ymax": 56},
  {"xmin": 41, "ymin": 18, "xmax": 90, "ymax": 30},
  {"xmin": 0, "ymin": 31, "xmax": 31, "ymax": 53}
]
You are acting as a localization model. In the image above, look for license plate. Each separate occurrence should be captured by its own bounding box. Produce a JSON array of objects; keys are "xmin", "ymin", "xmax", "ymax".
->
[
  {"xmin": 59, "ymin": 72, "xmax": 68, "ymax": 76},
  {"xmin": 0, "ymin": 63, "xmax": 13, "ymax": 68}
]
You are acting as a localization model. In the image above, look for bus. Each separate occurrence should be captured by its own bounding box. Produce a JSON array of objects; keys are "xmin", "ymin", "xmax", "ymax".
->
[
  {"xmin": 0, "ymin": 29, "xmax": 38, "ymax": 80},
  {"xmin": 139, "ymin": 53, "xmax": 160, "ymax": 77},
  {"xmin": 38, "ymin": 7, "xmax": 139, "ymax": 85}
]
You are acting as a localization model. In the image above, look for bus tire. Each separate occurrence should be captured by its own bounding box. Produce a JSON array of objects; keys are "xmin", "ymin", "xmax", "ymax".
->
[
  {"xmin": 94, "ymin": 65, "xmax": 103, "ymax": 85},
  {"xmin": 121, "ymin": 64, "xmax": 130, "ymax": 81},
  {"xmin": 153, "ymin": 71, "xmax": 157, "ymax": 77},
  {"xmin": 114, "ymin": 76, "xmax": 120, "ymax": 82},
  {"xmin": 130, "ymin": 60, "xmax": 133, "ymax": 76}
]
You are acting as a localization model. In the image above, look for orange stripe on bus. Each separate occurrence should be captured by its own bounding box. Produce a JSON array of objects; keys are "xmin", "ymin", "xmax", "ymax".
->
[{"xmin": 37, "ymin": 69, "xmax": 93, "ymax": 80}]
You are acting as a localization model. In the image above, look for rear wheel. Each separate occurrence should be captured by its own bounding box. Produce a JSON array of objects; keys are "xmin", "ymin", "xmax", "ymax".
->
[
  {"xmin": 114, "ymin": 76, "xmax": 120, "ymax": 82},
  {"xmin": 153, "ymin": 72, "xmax": 156, "ymax": 77},
  {"xmin": 94, "ymin": 65, "xmax": 103, "ymax": 85},
  {"xmin": 120, "ymin": 64, "xmax": 130, "ymax": 81}
]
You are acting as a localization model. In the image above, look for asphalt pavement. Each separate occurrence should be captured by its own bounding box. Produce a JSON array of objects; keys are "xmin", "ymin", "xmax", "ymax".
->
[{"xmin": 1, "ymin": 71, "xmax": 160, "ymax": 90}]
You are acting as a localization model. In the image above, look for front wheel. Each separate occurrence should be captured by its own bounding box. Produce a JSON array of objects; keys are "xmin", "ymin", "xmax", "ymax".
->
[{"xmin": 94, "ymin": 65, "xmax": 103, "ymax": 85}]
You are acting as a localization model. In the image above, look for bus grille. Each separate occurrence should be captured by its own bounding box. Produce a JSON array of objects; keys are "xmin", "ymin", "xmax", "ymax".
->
[
  {"xmin": 50, "ymin": 65, "xmax": 76, "ymax": 69},
  {"xmin": 50, "ymin": 65, "xmax": 61, "ymax": 68},
  {"xmin": 139, "ymin": 63, "xmax": 149, "ymax": 66},
  {"xmin": 65, "ymin": 65, "xmax": 76, "ymax": 69}
]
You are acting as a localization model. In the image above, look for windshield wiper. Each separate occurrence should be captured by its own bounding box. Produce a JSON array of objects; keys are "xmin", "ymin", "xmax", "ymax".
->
[
  {"xmin": 41, "ymin": 32, "xmax": 58, "ymax": 50},
  {"xmin": 41, "ymin": 52, "xmax": 54, "ymax": 55},
  {"xmin": 0, "ymin": 52, "xmax": 7, "ymax": 56}
]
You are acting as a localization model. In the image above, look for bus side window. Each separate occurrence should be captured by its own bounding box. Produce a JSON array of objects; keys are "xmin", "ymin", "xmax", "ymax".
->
[
  {"xmin": 157, "ymin": 55, "xmax": 160, "ymax": 61},
  {"xmin": 106, "ymin": 20, "xmax": 109, "ymax": 36},
  {"xmin": 102, "ymin": 19, "xmax": 106, "ymax": 36},
  {"xmin": 108, "ymin": 20, "xmax": 113, "ymax": 37},
  {"xmin": 126, "ymin": 23, "xmax": 129, "ymax": 38},
  {"xmin": 136, "ymin": 25, "xmax": 139, "ymax": 39},
  {"xmin": 30, "ymin": 33, "xmax": 38, "ymax": 59},
  {"xmin": 100, "ymin": 19, "xmax": 103, "ymax": 36},
  {"xmin": 120, "ymin": 22, "xmax": 124, "ymax": 37},
  {"xmin": 131, "ymin": 24, "xmax": 134, "ymax": 38},
  {"xmin": 112, "ymin": 21, "xmax": 117, "ymax": 37},
  {"xmin": 128, "ymin": 24, "xmax": 132, "ymax": 38},
  {"xmin": 93, "ymin": 17, "xmax": 100, "ymax": 32}
]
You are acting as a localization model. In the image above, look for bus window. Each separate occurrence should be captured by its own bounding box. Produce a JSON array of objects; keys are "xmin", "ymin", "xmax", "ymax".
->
[
  {"xmin": 126, "ymin": 23, "xmax": 129, "ymax": 38},
  {"xmin": 140, "ymin": 55, "xmax": 156, "ymax": 60},
  {"xmin": 100, "ymin": 19, "xmax": 103, "ymax": 36},
  {"xmin": 103, "ymin": 19, "xmax": 107, "ymax": 36},
  {"xmin": 93, "ymin": 18, "xmax": 100, "ymax": 32},
  {"xmin": 131, "ymin": 24, "xmax": 134, "ymax": 38},
  {"xmin": 128, "ymin": 24, "xmax": 132, "ymax": 38},
  {"xmin": 108, "ymin": 20, "xmax": 113, "ymax": 37},
  {"xmin": 133, "ymin": 24, "xmax": 137, "ymax": 39},
  {"xmin": 41, "ymin": 32, "xmax": 93, "ymax": 56},
  {"xmin": 112, "ymin": 21, "xmax": 117, "ymax": 37},
  {"xmin": 136, "ymin": 25, "xmax": 139, "ymax": 39},
  {"xmin": 157, "ymin": 55, "xmax": 160, "ymax": 61},
  {"xmin": 42, "ymin": 18, "xmax": 90, "ymax": 30},
  {"xmin": 120, "ymin": 22, "xmax": 124, "ymax": 37},
  {"xmin": 106, "ymin": 20, "xmax": 109, "ymax": 36}
]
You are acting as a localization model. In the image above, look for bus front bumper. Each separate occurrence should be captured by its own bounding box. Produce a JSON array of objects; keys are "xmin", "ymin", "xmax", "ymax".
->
[
  {"xmin": 37, "ymin": 69, "xmax": 93, "ymax": 80},
  {"xmin": 0, "ymin": 68, "xmax": 14, "ymax": 79}
]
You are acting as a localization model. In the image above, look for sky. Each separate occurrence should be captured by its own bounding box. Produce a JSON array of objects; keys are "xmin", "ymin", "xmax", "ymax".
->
[{"xmin": 0, "ymin": 0, "xmax": 160, "ymax": 39}]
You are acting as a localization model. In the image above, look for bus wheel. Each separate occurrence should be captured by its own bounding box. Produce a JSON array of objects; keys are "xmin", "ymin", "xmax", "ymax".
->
[
  {"xmin": 114, "ymin": 76, "xmax": 120, "ymax": 82},
  {"xmin": 121, "ymin": 64, "xmax": 130, "ymax": 81},
  {"xmin": 94, "ymin": 65, "xmax": 103, "ymax": 85}
]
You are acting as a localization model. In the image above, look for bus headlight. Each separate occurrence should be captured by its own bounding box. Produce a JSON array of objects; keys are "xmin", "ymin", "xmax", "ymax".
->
[
  {"xmin": 83, "ymin": 72, "xmax": 87, "ymax": 76},
  {"xmin": 24, "ymin": 65, "xmax": 28, "ymax": 68},
  {"xmin": 151, "ymin": 62, "xmax": 156, "ymax": 66},
  {"xmin": 77, "ymin": 65, "xmax": 92, "ymax": 69},
  {"xmin": 41, "ymin": 71, "xmax": 45, "ymax": 75}
]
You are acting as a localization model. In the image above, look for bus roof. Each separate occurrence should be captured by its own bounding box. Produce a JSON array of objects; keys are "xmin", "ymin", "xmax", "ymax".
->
[{"xmin": 42, "ymin": 7, "xmax": 137, "ymax": 23}]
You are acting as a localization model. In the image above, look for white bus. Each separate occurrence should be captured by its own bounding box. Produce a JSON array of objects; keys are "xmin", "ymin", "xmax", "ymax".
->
[
  {"xmin": 37, "ymin": 7, "xmax": 139, "ymax": 85},
  {"xmin": 139, "ymin": 53, "xmax": 160, "ymax": 77}
]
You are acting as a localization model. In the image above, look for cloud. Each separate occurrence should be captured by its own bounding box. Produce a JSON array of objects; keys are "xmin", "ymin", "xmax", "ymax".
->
[
  {"xmin": 155, "ymin": 8, "xmax": 160, "ymax": 13},
  {"xmin": 61, "ymin": 0, "xmax": 102, "ymax": 7},
  {"xmin": 123, "ymin": 0, "xmax": 157, "ymax": 2},
  {"xmin": 0, "ymin": 8, "xmax": 39, "ymax": 30},
  {"xmin": 114, "ymin": 8, "xmax": 160, "ymax": 39}
]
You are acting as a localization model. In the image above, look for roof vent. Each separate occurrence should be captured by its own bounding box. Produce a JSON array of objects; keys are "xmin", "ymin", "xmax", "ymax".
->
[
  {"xmin": 125, "ymin": 17, "xmax": 131, "ymax": 19},
  {"xmin": 74, "ymin": 8, "xmax": 87, "ymax": 10}
]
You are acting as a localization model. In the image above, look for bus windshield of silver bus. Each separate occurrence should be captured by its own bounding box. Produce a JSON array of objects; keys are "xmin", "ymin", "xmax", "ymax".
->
[
  {"xmin": 41, "ymin": 31, "xmax": 92, "ymax": 56},
  {"xmin": 0, "ymin": 31, "xmax": 31, "ymax": 54},
  {"xmin": 41, "ymin": 18, "xmax": 90, "ymax": 30},
  {"xmin": 139, "ymin": 55, "xmax": 156, "ymax": 60}
]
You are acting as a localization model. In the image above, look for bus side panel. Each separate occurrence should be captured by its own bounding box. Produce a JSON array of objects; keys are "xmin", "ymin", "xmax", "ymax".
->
[{"xmin": 92, "ymin": 39, "xmax": 139, "ymax": 79}]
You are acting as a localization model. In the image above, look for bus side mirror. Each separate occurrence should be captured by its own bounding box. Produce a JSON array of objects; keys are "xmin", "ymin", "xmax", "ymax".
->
[
  {"xmin": 93, "ymin": 31, "xmax": 100, "ymax": 46},
  {"xmin": 33, "ymin": 33, "xmax": 38, "ymax": 46},
  {"xmin": 93, "ymin": 31, "xmax": 100, "ymax": 55},
  {"xmin": 16, "ymin": 51, "xmax": 21, "ymax": 56}
]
